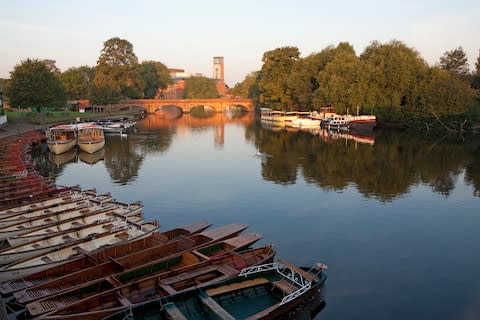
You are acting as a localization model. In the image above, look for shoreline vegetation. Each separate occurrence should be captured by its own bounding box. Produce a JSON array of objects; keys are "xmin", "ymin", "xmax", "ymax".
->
[{"xmin": 1, "ymin": 38, "xmax": 479, "ymax": 137}]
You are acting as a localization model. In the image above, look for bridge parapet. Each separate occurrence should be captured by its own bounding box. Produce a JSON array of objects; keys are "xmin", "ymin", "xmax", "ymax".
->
[{"xmin": 117, "ymin": 98, "xmax": 253, "ymax": 113}]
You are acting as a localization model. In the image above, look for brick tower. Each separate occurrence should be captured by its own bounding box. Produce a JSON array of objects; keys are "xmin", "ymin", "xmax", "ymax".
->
[{"xmin": 213, "ymin": 57, "xmax": 226, "ymax": 96}]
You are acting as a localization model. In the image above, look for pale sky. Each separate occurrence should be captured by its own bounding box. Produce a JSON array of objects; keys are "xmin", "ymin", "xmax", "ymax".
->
[{"xmin": 1, "ymin": 0, "xmax": 479, "ymax": 86}]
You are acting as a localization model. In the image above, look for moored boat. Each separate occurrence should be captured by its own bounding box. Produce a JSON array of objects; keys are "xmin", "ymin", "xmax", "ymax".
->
[
  {"xmin": 105, "ymin": 259, "xmax": 327, "ymax": 320},
  {"xmin": 14, "ymin": 232, "xmax": 260, "ymax": 306},
  {"xmin": 0, "ymin": 222, "xmax": 211, "ymax": 295},
  {"xmin": 29, "ymin": 246, "xmax": 276, "ymax": 319},
  {"xmin": 260, "ymin": 108, "xmax": 299, "ymax": 124},
  {"xmin": 0, "ymin": 220, "xmax": 159, "ymax": 281},
  {"xmin": 77, "ymin": 123, "xmax": 105, "ymax": 154},
  {"xmin": 46, "ymin": 124, "xmax": 77, "ymax": 155}
]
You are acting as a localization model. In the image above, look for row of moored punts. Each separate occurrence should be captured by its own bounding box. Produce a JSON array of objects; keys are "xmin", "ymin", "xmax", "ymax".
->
[{"xmin": 1, "ymin": 131, "xmax": 328, "ymax": 320}]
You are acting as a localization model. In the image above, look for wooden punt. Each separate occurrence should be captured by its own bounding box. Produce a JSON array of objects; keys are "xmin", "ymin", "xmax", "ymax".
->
[
  {"xmin": 14, "ymin": 230, "xmax": 259, "ymax": 305},
  {"xmin": 0, "ymin": 203, "xmax": 115, "ymax": 240},
  {"xmin": 27, "ymin": 246, "xmax": 276, "ymax": 319},
  {"xmin": 0, "ymin": 192, "xmax": 112, "ymax": 224},
  {"xmin": 0, "ymin": 200, "xmax": 144, "ymax": 241},
  {"xmin": 0, "ymin": 187, "xmax": 82, "ymax": 215},
  {"xmin": 105, "ymin": 259, "xmax": 327, "ymax": 320},
  {"xmin": 7, "ymin": 208, "xmax": 143, "ymax": 246},
  {"xmin": 0, "ymin": 222, "xmax": 211, "ymax": 295},
  {"xmin": 0, "ymin": 221, "xmax": 159, "ymax": 282},
  {"xmin": 0, "ymin": 216, "xmax": 149, "ymax": 265}
]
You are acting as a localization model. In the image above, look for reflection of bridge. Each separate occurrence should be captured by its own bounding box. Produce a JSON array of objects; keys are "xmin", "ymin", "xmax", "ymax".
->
[{"xmin": 116, "ymin": 98, "xmax": 254, "ymax": 114}]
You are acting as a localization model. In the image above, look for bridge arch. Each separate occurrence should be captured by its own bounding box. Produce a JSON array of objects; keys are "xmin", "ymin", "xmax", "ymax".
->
[{"xmin": 115, "ymin": 98, "xmax": 254, "ymax": 114}]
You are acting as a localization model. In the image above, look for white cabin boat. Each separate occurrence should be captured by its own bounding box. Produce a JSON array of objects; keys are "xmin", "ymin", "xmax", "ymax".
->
[
  {"xmin": 46, "ymin": 124, "xmax": 77, "ymax": 155},
  {"xmin": 77, "ymin": 123, "xmax": 105, "ymax": 154},
  {"xmin": 260, "ymin": 109, "xmax": 298, "ymax": 124}
]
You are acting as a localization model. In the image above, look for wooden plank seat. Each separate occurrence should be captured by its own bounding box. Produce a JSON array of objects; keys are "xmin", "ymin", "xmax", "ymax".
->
[
  {"xmin": 205, "ymin": 278, "xmax": 269, "ymax": 297},
  {"xmin": 272, "ymin": 279, "xmax": 297, "ymax": 295},
  {"xmin": 163, "ymin": 303, "xmax": 188, "ymax": 320},
  {"xmin": 199, "ymin": 292, "xmax": 235, "ymax": 320}
]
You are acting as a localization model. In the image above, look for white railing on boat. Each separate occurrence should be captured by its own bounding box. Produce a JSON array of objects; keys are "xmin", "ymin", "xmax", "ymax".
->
[{"xmin": 238, "ymin": 262, "xmax": 312, "ymax": 305}]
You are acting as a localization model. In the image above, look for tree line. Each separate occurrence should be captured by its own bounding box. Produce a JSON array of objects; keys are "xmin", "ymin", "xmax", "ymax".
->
[
  {"xmin": 1, "ymin": 37, "xmax": 219, "ymax": 111},
  {"xmin": 233, "ymin": 40, "xmax": 480, "ymax": 133}
]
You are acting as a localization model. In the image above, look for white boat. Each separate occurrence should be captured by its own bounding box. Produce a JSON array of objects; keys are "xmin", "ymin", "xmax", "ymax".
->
[
  {"xmin": 0, "ymin": 221, "xmax": 159, "ymax": 281},
  {"xmin": 77, "ymin": 123, "xmax": 105, "ymax": 154},
  {"xmin": 260, "ymin": 108, "xmax": 298, "ymax": 124},
  {"xmin": 46, "ymin": 124, "xmax": 77, "ymax": 155},
  {"xmin": 96, "ymin": 120, "xmax": 136, "ymax": 135},
  {"xmin": 6, "ymin": 203, "xmax": 144, "ymax": 246},
  {"xmin": 0, "ymin": 216, "xmax": 147, "ymax": 265},
  {"xmin": 321, "ymin": 115, "xmax": 350, "ymax": 131},
  {"xmin": 290, "ymin": 117, "xmax": 321, "ymax": 128}
]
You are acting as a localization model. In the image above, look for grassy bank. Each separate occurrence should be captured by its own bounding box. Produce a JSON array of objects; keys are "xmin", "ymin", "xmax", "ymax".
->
[{"xmin": 5, "ymin": 110, "xmax": 142, "ymax": 124}]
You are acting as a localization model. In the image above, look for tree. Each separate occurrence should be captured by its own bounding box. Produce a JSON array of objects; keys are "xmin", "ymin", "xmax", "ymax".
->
[
  {"xmin": 258, "ymin": 46, "xmax": 300, "ymax": 109},
  {"xmin": 360, "ymin": 40, "xmax": 429, "ymax": 120},
  {"xmin": 60, "ymin": 66, "xmax": 95, "ymax": 100},
  {"xmin": 231, "ymin": 71, "xmax": 260, "ymax": 103},
  {"xmin": 90, "ymin": 37, "xmax": 143, "ymax": 104},
  {"xmin": 315, "ymin": 50, "xmax": 369, "ymax": 114},
  {"xmin": 184, "ymin": 76, "xmax": 218, "ymax": 99},
  {"xmin": 7, "ymin": 58, "xmax": 66, "ymax": 110},
  {"xmin": 439, "ymin": 47, "xmax": 470, "ymax": 80},
  {"xmin": 139, "ymin": 61, "xmax": 170, "ymax": 98},
  {"xmin": 472, "ymin": 49, "xmax": 480, "ymax": 89}
]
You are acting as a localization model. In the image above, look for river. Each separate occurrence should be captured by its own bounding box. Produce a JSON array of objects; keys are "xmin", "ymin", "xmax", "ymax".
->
[{"xmin": 33, "ymin": 112, "xmax": 480, "ymax": 320}]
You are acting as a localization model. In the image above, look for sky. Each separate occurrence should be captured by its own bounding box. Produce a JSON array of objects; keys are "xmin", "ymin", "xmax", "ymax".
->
[{"xmin": 1, "ymin": 0, "xmax": 479, "ymax": 86}]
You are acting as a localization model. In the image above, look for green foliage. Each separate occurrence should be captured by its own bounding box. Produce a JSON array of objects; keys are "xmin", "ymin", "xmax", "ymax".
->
[
  {"xmin": 258, "ymin": 46, "xmax": 300, "ymax": 109},
  {"xmin": 439, "ymin": 46, "xmax": 470, "ymax": 80},
  {"xmin": 231, "ymin": 72, "xmax": 260, "ymax": 104},
  {"xmin": 90, "ymin": 37, "xmax": 143, "ymax": 104},
  {"xmin": 139, "ymin": 61, "xmax": 170, "ymax": 98},
  {"xmin": 184, "ymin": 76, "xmax": 218, "ymax": 99},
  {"xmin": 360, "ymin": 40, "xmax": 429, "ymax": 118},
  {"xmin": 60, "ymin": 66, "xmax": 95, "ymax": 100},
  {"xmin": 7, "ymin": 58, "xmax": 66, "ymax": 110},
  {"xmin": 315, "ymin": 48, "xmax": 368, "ymax": 114}
]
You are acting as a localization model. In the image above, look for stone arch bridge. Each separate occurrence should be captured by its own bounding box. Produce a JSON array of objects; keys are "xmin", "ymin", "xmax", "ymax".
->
[{"xmin": 111, "ymin": 98, "xmax": 254, "ymax": 114}]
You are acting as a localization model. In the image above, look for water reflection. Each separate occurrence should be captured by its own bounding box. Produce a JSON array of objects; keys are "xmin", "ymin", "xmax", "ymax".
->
[
  {"xmin": 32, "ymin": 114, "xmax": 480, "ymax": 200},
  {"xmin": 104, "ymin": 135, "xmax": 144, "ymax": 185},
  {"xmin": 79, "ymin": 149, "xmax": 105, "ymax": 165},
  {"xmin": 252, "ymin": 125, "xmax": 480, "ymax": 201},
  {"xmin": 48, "ymin": 148, "xmax": 78, "ymax": 167}
]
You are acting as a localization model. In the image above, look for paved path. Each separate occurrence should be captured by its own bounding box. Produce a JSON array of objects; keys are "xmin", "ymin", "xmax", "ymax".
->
[{"xmin": 0, "ymin": 121, "xmax": 44, "ymax": 139}]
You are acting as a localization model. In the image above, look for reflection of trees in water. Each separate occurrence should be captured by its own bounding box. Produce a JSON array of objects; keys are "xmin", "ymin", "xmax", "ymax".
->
[
  {"xmin": 464, "ymin": 137, "xmax": 480, "ymax": 197},
  {"xmin": 135, "ymin": 128, "xmax": 174, "ymax": 155},
  {"xmin": 104, "ymin": 136, "xmax": 144, "ymax": 185},
  {"xmin": 255, "ymin": 126, "xmax": 479, "ymax": 201},
  {"xmin": 31, "ymin": 144, "xmax": 67, "ymax": 180}
]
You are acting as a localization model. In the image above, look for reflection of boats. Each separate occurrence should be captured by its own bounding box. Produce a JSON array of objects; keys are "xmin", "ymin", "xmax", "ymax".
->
[
  {"xmin": 46, "ymin": 124, "xmax": 77, "ymax": 155},
  {"xmin": 79, "ymin": 148, "xmax": 105, "ymax": 164},
  {"xmin": 261, "ymin": 121, "xmax": 285, "ymax": 132},
  {"xmin": 48, "ymin": 148, "xmax": 77, "ymax": 166},
  {"xmin": 105, "ymin": 259, "xmax": 327, "ymax": 320},
  {"xmin": 77, "ymin": 123, "xmax": 105, "ymax": 154},
  {"xmin": 261, "ymin": 108, "xmax": 298, "ymax": 124},
  {"xmin": 323, "ymin": 129, "xmax": 375, "ymax": 145}
]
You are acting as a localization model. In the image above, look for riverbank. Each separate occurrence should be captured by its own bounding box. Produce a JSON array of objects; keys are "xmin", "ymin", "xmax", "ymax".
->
[{"xmin": 0, "ymin": 121, "xmax": 43, "ymax": 139}]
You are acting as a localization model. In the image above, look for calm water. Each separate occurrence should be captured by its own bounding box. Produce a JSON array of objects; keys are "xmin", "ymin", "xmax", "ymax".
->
[{"xmin": 34, "ymin": 112, "xmax": 480, "ymax": 320}]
